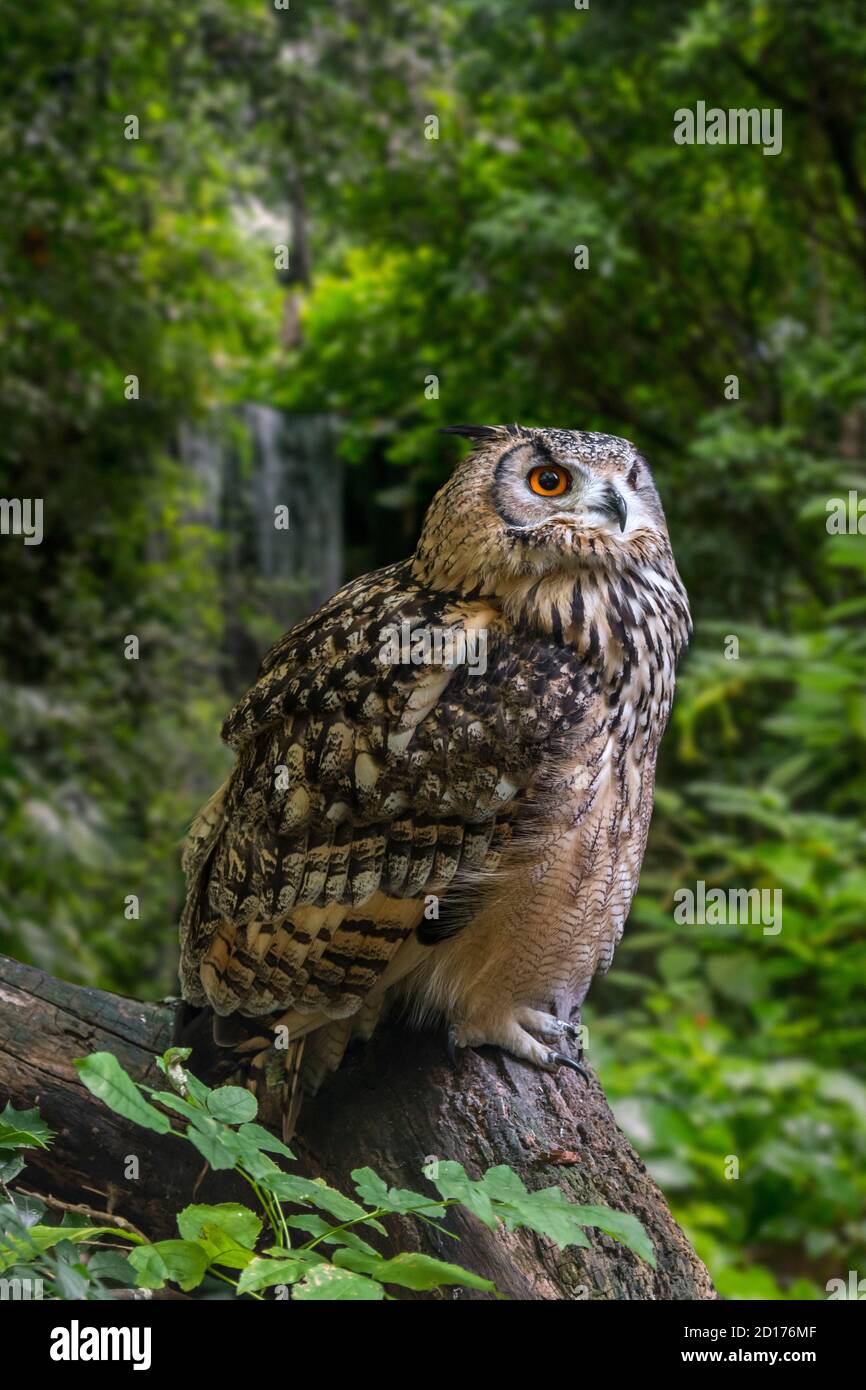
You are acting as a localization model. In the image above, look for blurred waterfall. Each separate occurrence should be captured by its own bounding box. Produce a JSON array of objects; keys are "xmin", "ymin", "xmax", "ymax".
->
[
  {"xmin": 244, "ymin": 405, "xmax": 342, "ymax": 599},
  {"xmin": 179, "ymin": 407, "xmax": 342, "ymax": 685}
]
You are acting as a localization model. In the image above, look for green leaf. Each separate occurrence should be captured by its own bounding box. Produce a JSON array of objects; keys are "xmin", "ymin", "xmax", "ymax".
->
[
  {"xmin": 85, "ymin": 1249, "xmax": 137, "ymax": 1285},
  {"xmin": 185, "ymin": 1120, "xmax": 241, "ymax": 1171},
  {"xmin": 333, "ymin": 1248, "xmax": 497, "ymax": 1293},
  {"xmin": 127, "ymin": 1244, "xmax": 169, "ymax": 1290},
  {"xmin": 292, "ymin": 1262, "xmax": 386, "ymax": 1301},
  {"xmin": 0, "ymin": 1155, "xmax": 25, "ymax": 1184},
  {"xmin": 473, "ymin": 1165, "xmax": 589, "ymax": 1242},
  {"xmin": 426, "ymin": 1160, "xmax": 497, "ymax": 1230},
  {"xmin": 181, "ymin": 1122, "xmax": 282, "ymax": 1179},
  {"xmin": 352, "ymin": 1166, "xmax": 444, "ymax": 1216},
  {"xmin": 261, "ymin": 1173, "xmax": 386, "ymax": 1231},
  {"xmin": 235, "ymin": 1122, "xmax": 295, "ymax": 1161},
  {"xmin": 479, "ymin": 1167, "xmax": 653, "ymax": 1263},
  {"xmin": 475, "ymin": 1166, "xmax": 531, "ymax": 1202},
  {"xmin": 206, "ymin": 1086, "xmax": 258, "ymax": 1124},
  {"xmin": 0, "ymin": 1224, "xmax": 141, "ymax": 1274},
  {"xmin": 182, "ymin": 1073, "xmax": 215, "ymax": 1107},
  {"xmin": 561, "ymin": 1205, "xmax": 656, "ymax": 1268},
  {"xmin": 285, "ymin": 1215, "xmax": 378, "ymax": 1256},
  {"xmin": 75, "ymin": 1054, "xmax": 171, "ymax": 1135},
  {"xmin": 177, "ymin": 1203, "xmax": 262, "ymax": 1251},
  {"xmin": 143, "ymin": 1091, "xmax": 267, "ymax": 1174},
  {"xmin": 226, "ymin": 1142, "xmax": 282, "ymax": 1181},
  {"xmin": 143, "ymin": 1094, "xmax": 279, "ymax": 1175},
  {"xmin": 54, "ymin": 1258, "xmax": 90, "ymax": 1300},
  {"xmin": 0, "ymin": 1103, "xmax": 55, "ymax": 1150},
  {"xmin": 140, "ymin": 1088, "xmax": 203, "ymax": 1123},
  {"xmin": 427, "ymin": 1162, "xmax": 652, "ymax": 1263},
  {"xmin": 129, "ymin": 1240, "xmax": 209, "ymax": 1291},
  {"xmin": 237, "ymin": 1253, "xmax": 317, "ymax": 1294},
  {"xmin": 475, "ymin": 1166, "xmax": 594, "ymax": 1248}
]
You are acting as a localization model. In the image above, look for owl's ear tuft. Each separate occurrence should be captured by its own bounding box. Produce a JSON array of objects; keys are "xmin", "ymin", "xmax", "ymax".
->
[
  {"xmin": 439, "ymin": 424, "xmax": 525, "ymax": 441},
  {"xmin": 439, "ymin": 425, "xmax": 500, "ymax": 441}
]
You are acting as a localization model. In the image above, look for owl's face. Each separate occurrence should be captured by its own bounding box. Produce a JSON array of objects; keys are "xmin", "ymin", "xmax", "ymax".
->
[{"xmin": 415, "ymin": 424, "xmax": 674, "ymax": 596}]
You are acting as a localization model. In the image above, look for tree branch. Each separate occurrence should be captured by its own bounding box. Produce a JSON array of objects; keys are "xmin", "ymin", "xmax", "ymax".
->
[{"xmin": 0, "ymin": 953, "xmax": 716, "ymax": 1301}]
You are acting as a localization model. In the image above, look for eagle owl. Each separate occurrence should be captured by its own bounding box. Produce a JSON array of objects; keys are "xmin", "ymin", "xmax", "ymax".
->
[{"xmin": 180, "ymin": 425, "xmax": 691, "ymax": 1133}]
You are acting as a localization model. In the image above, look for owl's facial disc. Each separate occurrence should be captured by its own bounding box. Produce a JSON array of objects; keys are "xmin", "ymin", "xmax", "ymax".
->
[
  {"xmin": 492, "ymin": 439, "xmax": 632, "ymax": 551},
  {"xmin": 418, "ymin": 426, "xmax": 670, "ymax": 593}
]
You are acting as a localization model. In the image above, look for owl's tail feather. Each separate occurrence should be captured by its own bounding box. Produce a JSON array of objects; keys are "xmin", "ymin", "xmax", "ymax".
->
[
  {"xmin": 244, "ymin": 1015, "xmax": 375, "ymax": 1141},
  {"xmin": 244, "ymin": 1036, "xmax": 307, "ymax": 1144},
  {"xmin": 282, "ymin": 1039, "xmax": 307, "ymax": 1141},
  {"xmin": 198, "ymin": 1009, "xmax": 307, "ymax": 1142},
  {"xmin": 176, "ymin": 988, "xmax": 398, "ymax": 1143},
  {"xmin": 287, "ymin": 990, "xmax": 393, "ymax": 1098},
  {"xmin": 299, "ymin": 1018, "xmax": 356, "ymax": 1097}
]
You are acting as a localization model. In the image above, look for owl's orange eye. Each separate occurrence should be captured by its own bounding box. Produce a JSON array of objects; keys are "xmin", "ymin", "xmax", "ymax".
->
[{"xmin": 527, "ymin": 464, "xmax": 571, "ymax": 497}]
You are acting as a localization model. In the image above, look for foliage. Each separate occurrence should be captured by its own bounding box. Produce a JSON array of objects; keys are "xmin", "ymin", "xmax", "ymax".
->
[
  {"xmin": 0, "ymin": 0, "xmax": 864, "ymax": 1297},
  {"xmin": 0, "ymin": 1054, "xmax": 652, "ymax": 1299}
]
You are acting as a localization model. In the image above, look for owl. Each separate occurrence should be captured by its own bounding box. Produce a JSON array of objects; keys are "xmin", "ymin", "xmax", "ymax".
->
[{"xmin": 179, "ymin": 425, "xmax": 691, "ymax": 1134}]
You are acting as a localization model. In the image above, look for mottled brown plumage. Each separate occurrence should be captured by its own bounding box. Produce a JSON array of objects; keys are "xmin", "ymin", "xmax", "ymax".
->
[{"xmin": 180, "ymin": 425, "xmax": 690, "ymax": 1133}]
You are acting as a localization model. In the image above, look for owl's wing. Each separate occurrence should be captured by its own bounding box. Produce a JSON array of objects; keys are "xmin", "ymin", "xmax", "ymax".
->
[{"xmin": 180, "ymin": 559, "xmax": 588, "ymax": 1021}]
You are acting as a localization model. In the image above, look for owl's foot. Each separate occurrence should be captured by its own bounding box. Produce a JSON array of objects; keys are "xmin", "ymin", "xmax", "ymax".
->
[
  {"xmin": 446, "ymin": 1008, "xmax": 589, "ymax": 1083},
  {"xmin": 515, "ymin": 1007, "xmax": 589, "ymax": 1081},
  {"xmin": 515, "ymin": 1007, "xmax": 583, "ymax": 1046}
]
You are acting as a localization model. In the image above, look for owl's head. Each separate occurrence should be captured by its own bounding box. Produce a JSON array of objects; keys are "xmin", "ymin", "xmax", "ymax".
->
[{"xmin": 413, "ymin": 424, "xmax": 677, "ymax": 597}]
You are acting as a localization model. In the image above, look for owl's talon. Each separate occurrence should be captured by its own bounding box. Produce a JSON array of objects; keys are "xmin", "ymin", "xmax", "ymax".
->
[
  {"xmin": 446, "ymin": 1027, "xmax": 463, "ymax": 1066},
  {"xmin": 547, "ymin": 1050, "xmax": 590, "ymax": 1082}
]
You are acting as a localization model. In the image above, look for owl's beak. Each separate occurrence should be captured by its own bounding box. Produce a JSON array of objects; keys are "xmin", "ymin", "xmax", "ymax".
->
[{"xmin": 601, "ymin": 485, "xmax": 628, "ymax": 532}]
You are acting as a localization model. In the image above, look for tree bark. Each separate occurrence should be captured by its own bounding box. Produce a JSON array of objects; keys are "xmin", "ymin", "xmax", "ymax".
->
[{"xmin": 0, "ymin": 953, "xmax": 716, "ymax": 1300}]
